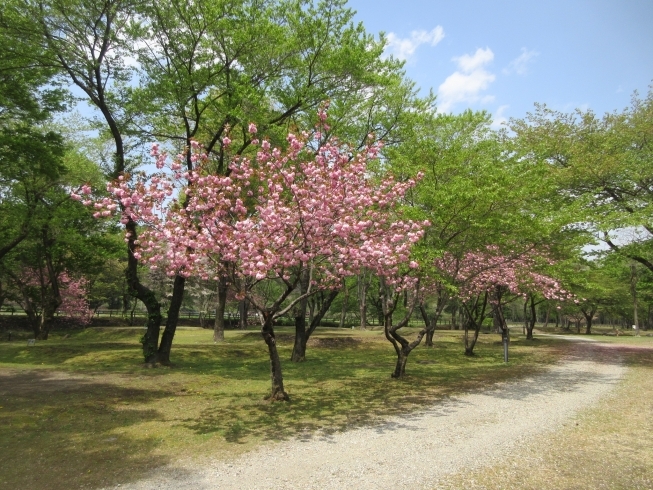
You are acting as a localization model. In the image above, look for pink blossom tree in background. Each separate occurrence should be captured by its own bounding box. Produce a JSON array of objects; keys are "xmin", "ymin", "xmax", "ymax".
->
[
  {"xmin": 435, "ymin": 246, "xmax": 570, "ymax": 358},
  {"xmin": 85, "ymin": 111, "xmax": 426, "ymax": 400},
  {"xmin": 57, "ymin": 273, "xmax": 93, "ymax": 325},
  {"xmin": 5, "ymin": 267, "xmax": 92, "ymax": 339}
]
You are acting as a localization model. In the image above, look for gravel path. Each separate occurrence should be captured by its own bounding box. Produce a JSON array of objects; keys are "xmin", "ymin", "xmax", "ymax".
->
[{"xmin": 109, "ymin": 342, "xmax": 626, "ymax": 490}]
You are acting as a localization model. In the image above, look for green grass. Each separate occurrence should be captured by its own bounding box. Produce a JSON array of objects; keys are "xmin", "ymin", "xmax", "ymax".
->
[{"xmin": 0, "ymin": 326, "xmax": 561, "ymax": 490}]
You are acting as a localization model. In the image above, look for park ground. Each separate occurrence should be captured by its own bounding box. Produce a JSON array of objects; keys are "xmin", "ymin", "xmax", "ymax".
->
[{"xmin": 0, "ymin": 326, "xmax": 651, "ymax": 489}]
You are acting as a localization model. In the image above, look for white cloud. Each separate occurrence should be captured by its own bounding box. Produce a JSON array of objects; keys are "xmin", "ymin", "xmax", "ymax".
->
[
  {"xmin": 491, "ymin": 105, "xmax": 510, "ymax": 130},
  {"xmin": 503, "ymin": 47, "xmax": 538, "ymax": 75},
  {"xmin": 385, "ymin": 26, "xmax": 445, "ymax": 61},
  {"xmin": 437, "ymin": 47, "xmax": 495, "ymax": 113},
  {"xmin": 454, "ymin": 48, "xmax": 494, "ymax": 73}
]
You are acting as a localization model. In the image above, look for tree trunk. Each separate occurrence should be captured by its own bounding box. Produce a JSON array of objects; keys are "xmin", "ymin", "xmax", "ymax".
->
[
  {"xmin": 585, "ymin": 316, "xmax": 592, "ymax": 334},
  {"xmin": 212, "ymin": 277, "xmax": 228, "ymax": 343},
  {"xmin": 261, "ymin": 313, "xmax": 289, "ymax": 401},
  {"xmin": 139, "ymin": 292, "xmax": 162, "ymax": 363},
  {"xmin": 392, "ymin": 351, "xmax": 408, "ymax": 378},
  {"xmin": 523, "ymin": 297, "xmax": 528, "ymax": 335},
  {"xmin": 463, "ymin": 319, "xmax": 481, "ymax": 356},
  {"xmin": 37, "ymin": 301, "xmax": 59, "ymax": 340},
  {"xmin": 339, "ymin": 278, "xmax": 348, "ymax": 328},
  {"xmin": 380, "ymin": 277, "xmax": 420, "ymax": 378},
  {"xmin": 492, "ymin": 288, "xmax": 509, "ymax": 362},
  {"xmin": 493, "ymin": 310, "xmax": 502, "ymax": 334},
  {"xmin": 425, "ymin": 329, "xmax": 435, "ymax": 347},
  {"xmin": 543, "ymin": 306, "xmax": 550, "ymax": 329},
  {"xmin": 292, "ymin": 289, "xmax": 339, "ymax": 362},
  {"xmin": 526, "ymin": 295, "xmax": 536, "ymax": 340},
  {"xmin": 357, "ymin": 272, "xmax": 370, "ymax": 329},
  {"xmin": 291, "ymin": 268, "xmax": 310, "ymax": 362},
  {"xmin": 291, "ymin": 315, "xmax": 307, "ymax": 362},
  {"xmin": 126, "ymin": 221, "xmax": 162, "ymax": 364},
  {"xmin": 421, "ymin": 295, "xmax": 447, "ymax": 347},
  {"xmin": 238, "ymin": 299, "xmax": 249, "ymax": 329},
  {"xmin": 157, "ymin": 275, "xmax": 186, "ymax": 364},
  {"xmin": 420, "ymin": 303, "xmax": 433, "ymax": 347},
  {"xmin": 631, "ymin": 264, "xmax": 639, "ymax": 336}
]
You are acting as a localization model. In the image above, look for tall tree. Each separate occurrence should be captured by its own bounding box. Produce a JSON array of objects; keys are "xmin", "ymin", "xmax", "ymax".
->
[{"xmin": 510, "ymin": 88, "xmax": 653, "ymax": 273}]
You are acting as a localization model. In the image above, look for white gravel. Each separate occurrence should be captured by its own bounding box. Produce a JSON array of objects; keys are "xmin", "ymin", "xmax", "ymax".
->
[{"xmin": 108, "ymin": 343, "xmax": 625, "ymax": 490}]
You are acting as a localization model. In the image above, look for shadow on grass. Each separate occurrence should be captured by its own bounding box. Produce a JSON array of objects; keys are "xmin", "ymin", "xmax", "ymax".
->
[
  {"xmin": 180, "ymin": 338, "xmax": 555, "ymax": 445},
  {"xmin": 0, "ymin": 370, "xmax": 185, "ymax": 490},
  {"xmin": 0, "ymin": 327, "xmax": 566, "ymax": 488}
]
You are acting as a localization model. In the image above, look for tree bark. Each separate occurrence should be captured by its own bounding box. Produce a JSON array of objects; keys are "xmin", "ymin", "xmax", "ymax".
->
[
  {"xmin": 631, "ymin": 263, "xmax": 640, "ymax": 336},
  {"xmin": 463, "ymin": 318, "xmax": 482, "ymax": 356},
  {"xmin": 212, "ymin": 277, "xmax": 228, "ymax": 342},
  {"xmin": 424, "ymin": 328, "xmax": 435, "ymax": 347},
  {"xmin": 292, "ymin": 289, "xmax": 339, "ymax": 362},
  {"xmin": 526, "ymin": 295, "xmax": 536, "ymax": 340},
  {"xmin": 585, "ymin": 316, "xmax": 592, "ymax": 334},
  {"xmin": 358, "ymin": 272, "xmax": 370, "ymax": 329},
  {"xmin": 291, "ymin": 268, "xmax": 310, "ymax": 362},
  {"xmin": 380, "ymin": 277, "xmax": 420, "ymax": 378},
  {"xmin": 261, "ymin": 312, "xmax": 289, "ymax": 401},
  {"xmin": 392, "ymin": 351, "xmax": 408, "ymax": 378},
  {"xmin": 451, "ymin": 303, "xmax": 458, "ymax": 330},
  {"xmin": 35, "ymin": 229, "xmax": 62, "ymax": 340},
  {"xmin": 421, "ymin": 292, "xmax": 447, "ymax": 347},
  {"xmin": 463, "ymin": 293, "xmax": 487, "ymax": 356},
  {"xmin": 339, "ymin": 278, "xmax": 348, "ymax": 328},
  {"xmin": 492, "ymin": 287, "xmax": 509, "ymax": 362},
  {"xmin": 156, "ymin": 275, "xmax": 186, "ymax": 364},
  {"xmin": 238, "ymin": 299, "xmax": 249, "ymax": 329}
]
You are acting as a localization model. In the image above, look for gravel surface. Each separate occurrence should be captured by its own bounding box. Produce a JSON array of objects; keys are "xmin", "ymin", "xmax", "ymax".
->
[{"xmin": 108, "ymin": 343, "xmax": 625, "ymax": 490}]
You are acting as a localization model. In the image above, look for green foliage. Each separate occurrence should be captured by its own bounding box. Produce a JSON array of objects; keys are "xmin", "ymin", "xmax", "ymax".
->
[{"xmin": 510, "ymin": 87, "xmax": 653, "ymax": 270}]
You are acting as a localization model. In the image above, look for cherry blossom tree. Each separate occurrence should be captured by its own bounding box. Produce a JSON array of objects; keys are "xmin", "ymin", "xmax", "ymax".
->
[
  {"xmin": 435, "ymin": 246, "xmax": 570, "ymax": 358},
  {"xmin": 82, "ymin": 112, "xmax": 426, "ymax": 400},
  {"xmin": 5, "ymin": 267, "xmax": 92, "ymax": 339},
  {"xmin": 57, "ymin": 273, "xmax": 93, "ymax": 325}
]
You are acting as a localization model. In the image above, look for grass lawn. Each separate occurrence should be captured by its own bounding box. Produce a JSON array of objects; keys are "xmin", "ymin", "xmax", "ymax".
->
[{"xmin": 0, "ymin": 326, "xmax": 563, "ymax": 489}]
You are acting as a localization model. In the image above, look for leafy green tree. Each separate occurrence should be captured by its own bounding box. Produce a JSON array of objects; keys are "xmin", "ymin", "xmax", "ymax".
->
[
  {"xmin": 1, "ymin": 140, "xmax": 119, "ymax": 338},
  {"xmin": 5, "ymin": 0, "xmax": 426, "ymax": 363},
  {"xmin": 389, "ymin": 110, "xmax": 570, "ymax": 345},
  {"xmin": 510, "ymin": 87, "xmax": 653, "ymax": 273}
]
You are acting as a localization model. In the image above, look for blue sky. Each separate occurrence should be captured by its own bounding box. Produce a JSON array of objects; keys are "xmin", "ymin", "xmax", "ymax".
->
[{"xmin": 347, "ymin": 0, "xmax": 653, "ymax": 125}]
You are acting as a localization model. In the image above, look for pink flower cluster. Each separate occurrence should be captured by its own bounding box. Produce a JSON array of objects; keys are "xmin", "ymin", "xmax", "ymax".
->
[
  {"xmin": 82, "ymin": 116, "xmax": 427, "ymax": 291},
  {"xmin": 435, "ymin": 245, "xmax": 571, "ymax": 304},
  {"xmin": 57, "ymin": 272, "xmax": 93, "ymax": 324},
  {"xmin": 20, "ymin": 268, "xmax": 93, "ymax": 324}
]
